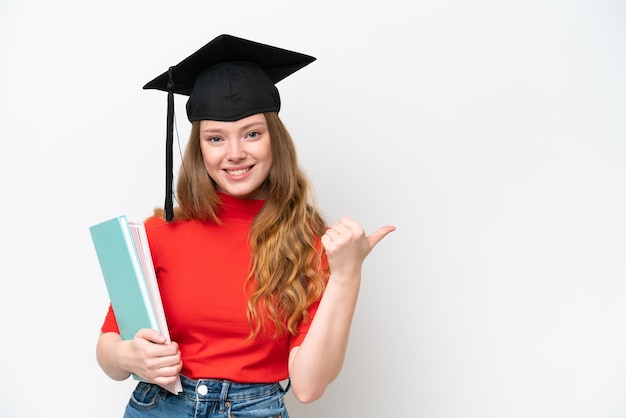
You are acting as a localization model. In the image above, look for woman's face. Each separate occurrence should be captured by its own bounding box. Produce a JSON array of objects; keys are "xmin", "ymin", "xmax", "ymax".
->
[{"xmin": 199, "ymin": 113, "xmax": 272, "ymax": 200}]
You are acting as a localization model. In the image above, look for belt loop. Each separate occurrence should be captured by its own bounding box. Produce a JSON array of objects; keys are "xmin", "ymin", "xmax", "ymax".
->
[
  {"xmin": 281, "ymin": 378, "xmax": 291, "ymax": 393},
  {"xmin": 219, "ymin": 380, "xmax": 231, "ymax": 410}
]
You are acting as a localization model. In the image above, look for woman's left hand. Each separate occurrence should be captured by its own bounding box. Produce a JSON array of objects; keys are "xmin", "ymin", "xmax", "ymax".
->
[{"xmin": 321, "ymin": 217, "xmax": 396, "ymax": 280}]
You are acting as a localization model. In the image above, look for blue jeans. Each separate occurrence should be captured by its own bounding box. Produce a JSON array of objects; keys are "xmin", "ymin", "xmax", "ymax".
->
[{"xmin": 123, "ymin": 374, "xmax": 290, "ymax": 417}]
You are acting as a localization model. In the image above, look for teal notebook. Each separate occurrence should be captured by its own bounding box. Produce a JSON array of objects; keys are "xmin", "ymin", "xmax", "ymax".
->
[
  {"xmin": 89, "ymin": 215, "xmax": 160, "ymax": 339},
  {"xmin": 89, "ymin": 215, "xmax": 182, "ymax": 394}
]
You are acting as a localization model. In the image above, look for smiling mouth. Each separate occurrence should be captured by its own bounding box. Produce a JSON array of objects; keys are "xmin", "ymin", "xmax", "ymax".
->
[{"xmin": 226, "ymin": 167, "xmax": 251, "ymax": 176}]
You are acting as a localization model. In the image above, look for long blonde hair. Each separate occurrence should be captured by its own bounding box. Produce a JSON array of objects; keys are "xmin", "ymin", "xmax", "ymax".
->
[{"xmin": 160, "ymin": 112, "xmax": 328, "ymax": 337}]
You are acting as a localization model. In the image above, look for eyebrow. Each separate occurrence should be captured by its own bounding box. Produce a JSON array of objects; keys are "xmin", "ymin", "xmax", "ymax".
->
[
  {"xmin": 239, "ymin": 121, "xmax": 267, "ymax": 131},
  {"xmin": 201, "ymin": 121, "xmax": 267, "ymax": 134}
]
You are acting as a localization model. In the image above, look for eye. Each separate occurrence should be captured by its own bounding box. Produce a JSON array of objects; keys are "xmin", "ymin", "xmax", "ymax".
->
[
  {"xmin": 250, "ymin": 128, "xmax": 270, "ymax": 141},
  {"xmin": 204, "ymin": 136, "xmax": 223, "ymax": 144}
]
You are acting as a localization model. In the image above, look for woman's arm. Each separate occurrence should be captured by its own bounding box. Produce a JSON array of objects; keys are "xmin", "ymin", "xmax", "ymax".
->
[{"xmin": 288, "ymin": 217, "xmax": 395, "ymax": 403}]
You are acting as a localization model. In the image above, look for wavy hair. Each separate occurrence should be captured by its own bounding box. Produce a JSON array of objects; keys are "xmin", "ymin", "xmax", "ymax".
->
[{"xmin": 158, "ymin": 112, "xmax": 328, "ymax": 337}]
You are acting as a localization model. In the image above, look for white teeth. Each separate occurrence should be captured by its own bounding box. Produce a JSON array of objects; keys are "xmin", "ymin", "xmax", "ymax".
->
[{"xmin": 227, "ymin": 168, "xmax": 250, "ymax": 176}]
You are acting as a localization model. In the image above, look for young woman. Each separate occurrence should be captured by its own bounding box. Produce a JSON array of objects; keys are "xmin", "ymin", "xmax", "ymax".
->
[{"xmin": 96, "ymin": 34, "xmax": 395, "ymax": 418}]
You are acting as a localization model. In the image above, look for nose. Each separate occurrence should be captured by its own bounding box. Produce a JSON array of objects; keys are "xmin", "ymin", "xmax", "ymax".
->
[{"xmin": 226, "ymin": 139, "xmax": 246, "ymax": 161}]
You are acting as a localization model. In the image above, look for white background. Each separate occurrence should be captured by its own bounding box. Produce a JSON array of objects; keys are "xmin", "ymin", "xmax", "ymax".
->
[{"xmin": 1, "ymin": 1, "xmax": 625, "ymax": 417}]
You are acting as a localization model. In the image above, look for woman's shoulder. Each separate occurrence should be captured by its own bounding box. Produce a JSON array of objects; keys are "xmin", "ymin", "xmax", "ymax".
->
[
  {"xmin": 144, "ymin": 214, "xmax": 167, "ymax": 228},
  {"xmin": 144, "ymin": 206, "xmax": 190, "ymax": 227},
  {"xmin": 144, "ymin": 211, "xmax": 210, "ymax": 235},
  {"xmin": 143, "ymin": 214, "xmax": 205, "ymax": 255},
  {"xmin": 144, "ymin": 214, "xmax": 196, "ymax": 232}
]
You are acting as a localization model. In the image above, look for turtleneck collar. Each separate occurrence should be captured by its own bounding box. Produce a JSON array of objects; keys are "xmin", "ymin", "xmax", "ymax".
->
[{"xmin": 216, "ymin": 193, "xmax": 265, "ymax": 223}]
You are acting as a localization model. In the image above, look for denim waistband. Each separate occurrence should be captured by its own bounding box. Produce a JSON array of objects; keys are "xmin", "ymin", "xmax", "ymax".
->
[{"xmin": 178, "ymin": 374, "xmax": 286, "ymax": 402}]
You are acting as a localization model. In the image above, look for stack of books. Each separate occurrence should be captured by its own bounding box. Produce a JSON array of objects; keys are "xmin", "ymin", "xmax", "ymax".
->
[{"xmin": 89, "ymin": 215, "xmax": 182, "ymax": 394}]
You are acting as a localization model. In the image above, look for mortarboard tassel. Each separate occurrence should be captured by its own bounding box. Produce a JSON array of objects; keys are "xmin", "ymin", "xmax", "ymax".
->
[{"xmin": 165, "ymin": 67, "xmax": 175, "ymax": 222}]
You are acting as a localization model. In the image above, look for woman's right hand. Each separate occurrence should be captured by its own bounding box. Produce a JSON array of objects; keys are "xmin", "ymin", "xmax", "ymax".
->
[
  {"xmin": 96, "ymin": 330, "xmax": 182, "ymax": 387},
  {"xmin": 127, "ymin": 329, "xmax": 183, "ymax": 386}
]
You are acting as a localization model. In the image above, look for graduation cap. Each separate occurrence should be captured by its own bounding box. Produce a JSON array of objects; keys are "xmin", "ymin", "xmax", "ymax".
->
[{"xmin": 143, "ymin": 34, "xmax": 316, "ymax": 221}]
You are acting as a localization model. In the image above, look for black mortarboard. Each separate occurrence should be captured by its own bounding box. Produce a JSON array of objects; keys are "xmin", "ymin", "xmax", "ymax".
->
[{"xmin": 143, "ymin": 34, "xmax": 316, "ymax": 221}]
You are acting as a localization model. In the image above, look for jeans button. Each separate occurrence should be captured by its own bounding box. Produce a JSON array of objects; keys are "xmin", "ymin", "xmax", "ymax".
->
[{"xmin": 197, "ymin": 384, "xmax": 208, "ymax": 395}]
